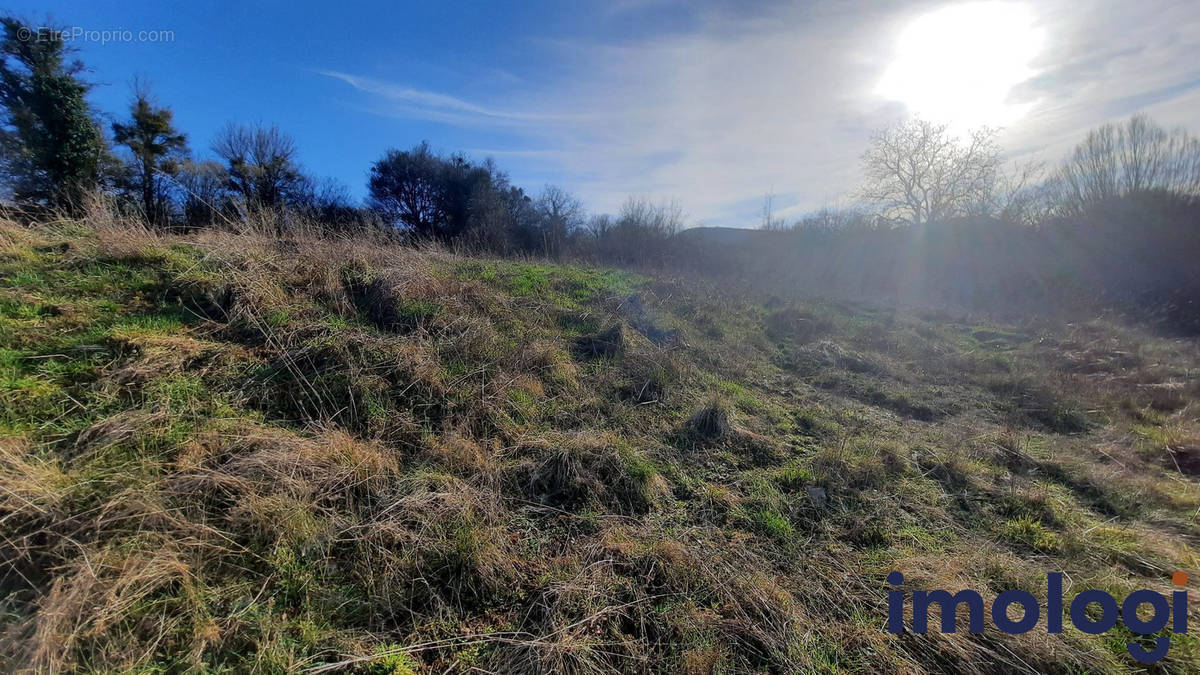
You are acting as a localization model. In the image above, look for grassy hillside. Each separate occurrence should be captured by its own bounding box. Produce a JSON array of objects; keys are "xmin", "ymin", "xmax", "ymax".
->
[{"xmin": 2, "ymin": 217, "xmax": 1199, "ymax": 673}]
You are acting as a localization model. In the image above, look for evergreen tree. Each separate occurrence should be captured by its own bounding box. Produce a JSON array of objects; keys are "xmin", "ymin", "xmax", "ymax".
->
[
  {"xmin": 0, "ymin": 17, "xmax": 105, "ymax": 211},
  {"xmin": 112, "ymin": 82, "xmax": 188, "ymax": 226}
]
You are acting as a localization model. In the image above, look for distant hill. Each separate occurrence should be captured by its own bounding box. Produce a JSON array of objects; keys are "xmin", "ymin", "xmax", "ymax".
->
[{"xmin": 676, "ymin": 225, "xmax": 764, "ymax": 246}]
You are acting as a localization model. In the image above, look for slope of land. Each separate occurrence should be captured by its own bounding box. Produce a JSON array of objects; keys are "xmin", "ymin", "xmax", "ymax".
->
[{"xmin": 1, "ymin": 218, "xmax": 1199, "ymax": 673}]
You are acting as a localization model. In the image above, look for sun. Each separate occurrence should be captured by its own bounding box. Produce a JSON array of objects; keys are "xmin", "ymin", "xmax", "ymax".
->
[{"xmin": 876, "ymin": 2, "xmax": 1044, "ymax": 129}]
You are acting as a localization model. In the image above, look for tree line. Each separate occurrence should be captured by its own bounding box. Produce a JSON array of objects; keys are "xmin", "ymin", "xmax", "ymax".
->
[
  {"xmin": 0, "ymin": 16, "xmax": 687, "ymax": 263},
  {"xmin": 767, "ymin": 115, "xmax": 1200, "ymax": 232},
  {"xmin": 2, "ymin": 13, "xmax": 1198, "ymax": 284}
]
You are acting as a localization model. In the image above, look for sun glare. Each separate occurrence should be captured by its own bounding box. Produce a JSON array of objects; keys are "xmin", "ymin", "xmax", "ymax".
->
[{"xmin": 876, "ymin": 2, "xmax": 1044, "ymax": 129}]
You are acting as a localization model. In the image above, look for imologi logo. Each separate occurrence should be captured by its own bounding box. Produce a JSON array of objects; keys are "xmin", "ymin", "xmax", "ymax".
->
[{"xmin": 886, "ymin": 571, "xmax": 1189, "ymax": 663}]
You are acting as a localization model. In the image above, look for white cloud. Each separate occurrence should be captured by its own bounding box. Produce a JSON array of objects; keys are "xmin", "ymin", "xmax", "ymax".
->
[
  {"xmin": 325, "ymin": 0, "xmax": 1200, "ymax": 226},
  {"xmin": 999, "ymin": 0, "xmax": 1200, "ymax": 158},
  {"xmin": 317, "ymin": 70, "xmax": 579, "ymax": 126}
]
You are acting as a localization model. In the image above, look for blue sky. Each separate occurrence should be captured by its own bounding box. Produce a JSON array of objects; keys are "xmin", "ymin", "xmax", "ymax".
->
[{"xmin": 9, "ymin": 0, "xmax": 1200, "ymax": 226}]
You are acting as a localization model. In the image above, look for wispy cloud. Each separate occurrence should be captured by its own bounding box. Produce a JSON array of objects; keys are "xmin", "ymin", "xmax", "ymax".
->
[
  {"xmin": 317, "ymin": 70, "xmax": 569, "ymax": 126},
  {"xmin": 322, "ymin": 0, "xmax": 1200, "ymax": 226},
  {"xmin": 998, "ymin": 0, "xmax": 1200, "ymax": 156}
]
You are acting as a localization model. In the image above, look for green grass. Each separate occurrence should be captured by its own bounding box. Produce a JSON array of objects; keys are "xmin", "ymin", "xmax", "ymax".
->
[
  {"xmin": 1, "ymin": 220, "xmax": 1199, "ymax": 673},
  {"xmin": 454, "ymin": 259, "xmax": 644, "ymax": 309}
]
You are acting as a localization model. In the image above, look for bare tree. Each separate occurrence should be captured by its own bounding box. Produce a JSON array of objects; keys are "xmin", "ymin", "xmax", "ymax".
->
[
  {"xmin": 617, "ymin": 196, "xmax": 682, "ymax": 235},
  {"xmin": 175, "ymin": 158, "xmax": 229, "ymax": 228},
  {"xmin": 536, "ymin": 184, "xmax": 583, "ymax": 257},
  {"xmin": 1053, "ymin": 114, "xmax": 1200, "ymax": 215},
  {"xmin": 859, "ymin": 118, "xmax": 1001, "ymax": 224},
  {"xmin": 581, "ymin": 198, "xmax": 683, "ymax": 265},
  {"xmin": 792, "ymin": 205, "xmax": 876, "ymax": 233},
  {"xmin": 212, "ymin": 122, "xmax": 303, "ymax": 212},
  {"xmin": 978, "ymin": 159, "xmax": 1047, "ymax": 226},
  {"xmin": 584, "ymin": 213, "xmax": 613, "ymax": 239}
]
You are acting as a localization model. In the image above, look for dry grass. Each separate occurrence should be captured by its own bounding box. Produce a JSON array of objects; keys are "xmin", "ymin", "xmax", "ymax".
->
[{"xmin": 1, "ymin": 209, "xmax": 1199, "ymax": 672}]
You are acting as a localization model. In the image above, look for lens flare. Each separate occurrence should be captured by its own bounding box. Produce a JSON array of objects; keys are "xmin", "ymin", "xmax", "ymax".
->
[{"xmin": 876, "ymin": 2, "xmax": 1044, "ymax": 128}]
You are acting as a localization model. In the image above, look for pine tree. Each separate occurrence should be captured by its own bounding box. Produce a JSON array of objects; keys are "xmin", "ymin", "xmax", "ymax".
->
[{"xmin": 112, "ymin": 82, "xmax": 188, "ymax": 226}]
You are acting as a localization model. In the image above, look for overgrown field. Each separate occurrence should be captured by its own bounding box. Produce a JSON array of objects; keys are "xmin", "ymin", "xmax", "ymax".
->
[{"xmin": 1, "ymin": 218, "xmax": 1199, "ymax": 673}]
